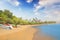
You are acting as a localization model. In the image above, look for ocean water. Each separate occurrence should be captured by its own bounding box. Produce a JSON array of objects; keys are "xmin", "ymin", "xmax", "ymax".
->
[{"xmin": 35, "ymin": 24, "xmax": 60, "ymax": 40}]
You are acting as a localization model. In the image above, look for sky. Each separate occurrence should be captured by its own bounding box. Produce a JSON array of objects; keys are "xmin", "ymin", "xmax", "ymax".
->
[{"xmin": 0, "ymin": 0, "xmax": 60, "ymax": 22}]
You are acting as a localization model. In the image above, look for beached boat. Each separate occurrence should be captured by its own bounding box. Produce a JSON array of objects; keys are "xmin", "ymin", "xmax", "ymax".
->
[{"xmin": 0, "ymin": 24, "xmax": 13, "ymax": 30}]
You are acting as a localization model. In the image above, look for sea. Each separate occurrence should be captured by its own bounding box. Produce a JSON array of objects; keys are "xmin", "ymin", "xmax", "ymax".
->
[{"xmin": 34, "ymin": 24, "xmax": 60, "ymax": 40}]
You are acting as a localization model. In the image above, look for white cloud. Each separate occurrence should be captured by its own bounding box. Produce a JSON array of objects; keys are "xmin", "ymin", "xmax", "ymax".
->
[
  {"xmin": 34, "ymin": 0, "xmax": 60, "ymax": 12},
  {"xmin": 26, "ymin": 0, "xmax": 33, "ymax": 3},
  {"xmin": 42, "ymin": 9, "xmax": 60, "ymax": 21},
  {"xmin": 34, "ymin": 4, "xmax": 42, "ymax": 12},
  {"xmin": 13, "ymin": 1, "xmax": 20, "ymax": 6},
  {"xmin": 7, "ymin": 0, "xmax": 20, "ymax": 6},
  {"xmin": 34, "ymin": 12, "xmax": 39, "ymax": 16},
  {"xmin": 33, "ymin": 0, "xmax": 60, "ymax": 21},
  {"xmin": 38, "ymin": 0, "xmax": 60, "ymax": 6}
]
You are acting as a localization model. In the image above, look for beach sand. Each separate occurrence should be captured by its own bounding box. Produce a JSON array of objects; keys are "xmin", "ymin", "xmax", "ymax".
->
[
  {"xmin": 0, "ymin": 25, "xmax": 38, "ymax": 40},
  {"xmin": 0, "ymin": 25, "xmax": 54, "ymax": 40}
]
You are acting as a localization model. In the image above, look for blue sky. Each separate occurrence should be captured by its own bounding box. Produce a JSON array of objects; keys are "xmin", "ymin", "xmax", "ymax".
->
[{"xmin": 0, "ymin": 0, "xmax": 60, "ymax": 22}]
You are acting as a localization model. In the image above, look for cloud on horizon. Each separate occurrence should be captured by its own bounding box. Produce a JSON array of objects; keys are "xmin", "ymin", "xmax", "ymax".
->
[{"xmin": 33, "ymin": 0, "xmax": 60, "ymax": 21}]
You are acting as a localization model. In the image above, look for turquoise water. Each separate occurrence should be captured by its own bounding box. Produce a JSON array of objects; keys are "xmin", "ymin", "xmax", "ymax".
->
[{"xmin": 36, "ymin": 24, "xmax": 60, "ymax": 40}]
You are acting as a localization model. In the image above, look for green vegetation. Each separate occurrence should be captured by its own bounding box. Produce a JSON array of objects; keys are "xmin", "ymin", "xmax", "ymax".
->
[{"xmin": 0, "ymin": 10, "xmax": 56, "ymax": 26}]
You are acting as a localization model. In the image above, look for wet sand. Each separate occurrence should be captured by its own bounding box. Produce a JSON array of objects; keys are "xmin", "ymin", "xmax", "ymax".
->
[
  {"xmin": 33, "ymin": 31, "xmax": 54, "ymax": 40},
  {"xmin": 0, "ymin": 25, "xmax": 54, "ymax": 40}
]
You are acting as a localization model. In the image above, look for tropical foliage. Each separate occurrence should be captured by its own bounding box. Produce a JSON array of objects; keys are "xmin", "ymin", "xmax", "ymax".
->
[{"xmin": 0, "ymin": 10, "xmax": 56, "ymax": 25}]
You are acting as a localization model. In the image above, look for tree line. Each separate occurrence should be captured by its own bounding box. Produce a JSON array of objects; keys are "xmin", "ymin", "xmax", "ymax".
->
[{"xmin": 0, "ymin": 10, "xmax": 56, "ymax": 25}]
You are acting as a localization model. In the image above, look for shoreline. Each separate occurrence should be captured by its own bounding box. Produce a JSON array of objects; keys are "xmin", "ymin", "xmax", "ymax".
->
[{"xmin": 0, "ymin": 24, "xmax": 54, "ymax": 40}]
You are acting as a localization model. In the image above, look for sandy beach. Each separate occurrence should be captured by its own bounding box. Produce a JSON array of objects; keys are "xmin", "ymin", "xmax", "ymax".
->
[
  {"xmin": 0, "ymin": 25, "xmax": 38, "ymax": 40},
  {"xmin": 0, "ymin": 25, "xmax": 54, "ymax": 40}
]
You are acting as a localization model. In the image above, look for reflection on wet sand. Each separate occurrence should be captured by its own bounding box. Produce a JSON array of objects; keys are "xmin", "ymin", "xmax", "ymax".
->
[{"xmin": 33, "ymin": 29, "xmax": 54, "ymax": 40}]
